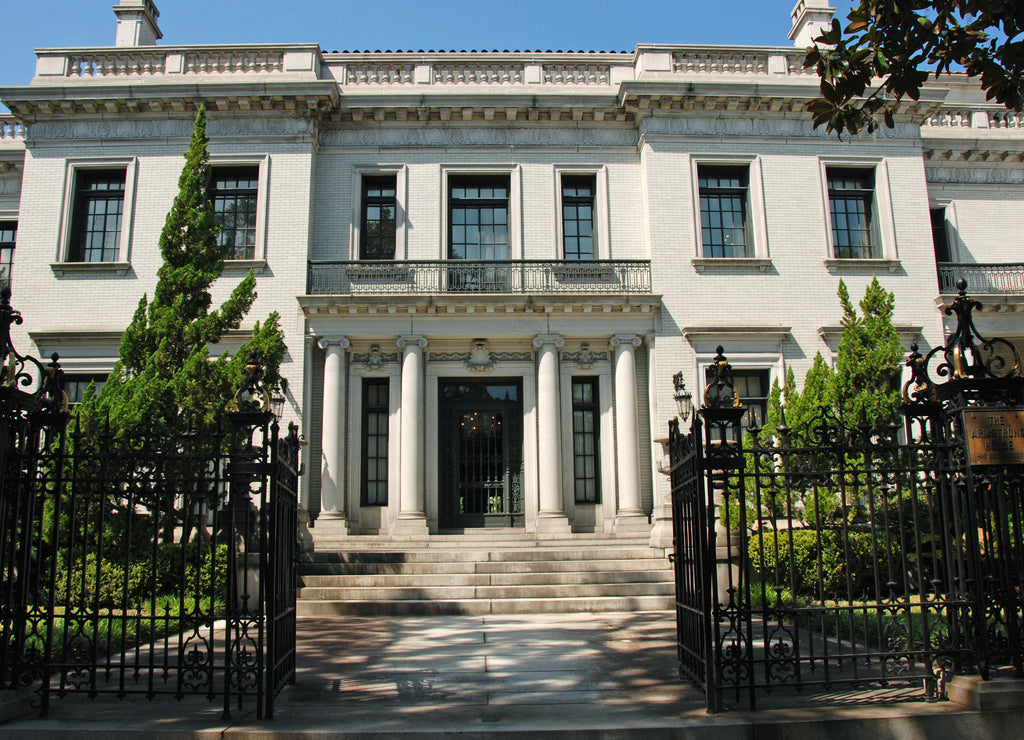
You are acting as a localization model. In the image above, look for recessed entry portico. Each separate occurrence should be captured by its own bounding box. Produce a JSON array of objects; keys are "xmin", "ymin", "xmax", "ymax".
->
[{"xmin": 437, "ymin": 378, "xmax": 524, "ymax": 529}]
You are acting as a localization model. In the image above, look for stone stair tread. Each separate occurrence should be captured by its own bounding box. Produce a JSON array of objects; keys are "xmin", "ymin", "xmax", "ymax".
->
[
  {"xmin": 300, "ymin": 570, "xmax": 672, "ymax": 588},
  {"xmin": 296, "ymin": 595, "xmax": 674, "ymax": 617},
  {"xmin": 297, "ymin": 583, "xmax": 675, "ymax": 600}
]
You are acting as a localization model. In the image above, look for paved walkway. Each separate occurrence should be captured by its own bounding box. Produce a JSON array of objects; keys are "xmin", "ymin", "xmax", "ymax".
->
[{"xmin": 1, "ymin": 611, "xmax": 1020, "ymax": 738}]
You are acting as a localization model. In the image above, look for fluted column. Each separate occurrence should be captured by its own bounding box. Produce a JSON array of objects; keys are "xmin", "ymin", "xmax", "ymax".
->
[
  {"xmin": 533, "ymin": 334, "xmax": 571, "ymax": 534},
  {"xmin": 318, "ymin": 337, "xmax": 350, "ymax": 525},
  {"xmin": 396, "ymin": 335, "xmax": 429, "ymax": 534},
  {"xmin": 611, "ymin": 334, "xmax": 646, "ymax": 529}
]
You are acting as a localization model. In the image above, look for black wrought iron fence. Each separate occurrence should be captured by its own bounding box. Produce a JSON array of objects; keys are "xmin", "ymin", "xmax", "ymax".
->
[
  {"xmin": 0, "ymin": 288, "xmax": 299, "ymax": 719},
  {"xmin": 669, "ymin": 283, "xmax": 1024, "ymax": 712}
]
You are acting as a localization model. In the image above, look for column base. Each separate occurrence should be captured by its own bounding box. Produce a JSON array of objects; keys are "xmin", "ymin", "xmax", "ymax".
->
[
  {"xmin": 310, "ymin": 514, "xmax": 349, "ymax": 550},
  {"xmin": 614, "ymin": 511, "xmax": 651, "ymax": 536},
  {"xmin": 392, "ymin": 514, "xmax": 431, "ymax": 538},
  {"xmin": 535, "ymin": 513, "xmax": 572, "ymax": 538},
  {"xmin": 648, "ymin": 502, "xmax": 674, "ymax": 549}
]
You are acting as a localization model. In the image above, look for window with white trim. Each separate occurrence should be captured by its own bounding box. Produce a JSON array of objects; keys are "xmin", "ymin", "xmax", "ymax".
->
[
  {"xmin": 827, "ymin": 167, "xmax": 878, "ymax": 259},
  {"xmin": 68, "ymin": 170, "xmax": 126, "ymax": 262},
  {"xmin": 210, "ymin": 166, "xmax": 259, "ymax": 260}
]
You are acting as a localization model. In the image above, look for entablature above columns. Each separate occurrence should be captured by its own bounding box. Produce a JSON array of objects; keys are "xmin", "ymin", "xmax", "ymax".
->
[{"xmin": 298, "ymin": 294, "xmax": 661, "ymax": 318}]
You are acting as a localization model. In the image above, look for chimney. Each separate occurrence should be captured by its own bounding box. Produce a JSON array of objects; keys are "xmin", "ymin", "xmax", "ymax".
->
[
  {"xmin": 788, "ymin": 0, "xmax": 836, "ymax": 47},
  {"xmin": 113, "ymin": 0, "xmax": 163, "ymax": 47}
]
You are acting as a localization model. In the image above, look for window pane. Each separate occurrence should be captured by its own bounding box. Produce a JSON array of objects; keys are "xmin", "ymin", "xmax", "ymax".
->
[
  {"xmin": 698, "ymin": 165, "xmax": 749, "ymax": 258},
  {"xmin": 561, "ymin": 174, "xmax": 596, "ymax": 260},
  {"xmin": 571, "ymin": 378, "xmax": 600, "ymax": 503},
  {"xmin": 362, "ymin": 379, "xmax": 389, "ymax": 505},
  {"xmin": 827, "ymin": 168, "xmax": 877, "ymax": 258},
  {"xmin": 361, "ymin": 175, "xmax": 398, "ymax": 259},
  {"xmin": 210, "ymin": 167, "xmax": 259, "ymax": 260}
]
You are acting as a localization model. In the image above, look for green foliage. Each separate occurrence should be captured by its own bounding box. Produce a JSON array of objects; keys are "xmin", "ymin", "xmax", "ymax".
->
[
  {"xmin": 76, "ymin": 106, "xmax": 285, "ymax": 438},
  {"xmin": 804, "ymin": 2, "xmax": 1024, "ymax": 137},
  {"xmin": 53, "ymin": 543, "xmax": 229, "ymax": 608},
  {"xmin": 833, "ymin": 277, "xmax": 904, "ymax": 431},
  {"xmin": 748, "ymin": 528, "xmax": 892, "ymax": 599}
]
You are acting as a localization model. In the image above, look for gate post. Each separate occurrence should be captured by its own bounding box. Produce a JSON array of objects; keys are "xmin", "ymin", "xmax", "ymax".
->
[{"xmin": 902, "ymin": 279, "xmax": 1024, "ymax": 680}]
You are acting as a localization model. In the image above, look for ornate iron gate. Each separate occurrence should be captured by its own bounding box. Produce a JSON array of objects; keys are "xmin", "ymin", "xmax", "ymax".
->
[
  {"xmin": 669, "ymin": 283, "xmax": 1023, "ymax": 712},
  {"xmin": 0, "ymin": 289, "xmax": 299, "ymax": 718}
]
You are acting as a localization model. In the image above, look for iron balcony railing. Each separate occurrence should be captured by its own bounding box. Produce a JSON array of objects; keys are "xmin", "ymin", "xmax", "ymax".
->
[
  {"xmin": 307, "ymin": 259, "xmax": 652, "ymax": 295},
  {"xmin": 938, "ymin": 262, "xmax": 1024, "ymax": 294}
]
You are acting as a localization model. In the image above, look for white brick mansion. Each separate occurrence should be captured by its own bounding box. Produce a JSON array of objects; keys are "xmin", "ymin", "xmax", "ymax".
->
[{"xmin": 2, "ymin": 0, "xmax": 1022, "ymax": 551}]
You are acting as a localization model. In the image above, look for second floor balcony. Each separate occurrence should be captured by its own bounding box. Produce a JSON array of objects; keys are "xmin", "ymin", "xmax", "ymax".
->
[
  {"xmin": 938, "ymin": 263, "xmax": 1024, "ymax": 295},
  {"xmin": 307, "ymin": 259, "xmax": 652, "ymax": 296}
]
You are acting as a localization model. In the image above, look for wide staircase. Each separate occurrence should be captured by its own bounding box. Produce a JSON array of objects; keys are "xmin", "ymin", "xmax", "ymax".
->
[{"xmin": 296, "ymin": 531, "xmax": 674, "ymax": 616}]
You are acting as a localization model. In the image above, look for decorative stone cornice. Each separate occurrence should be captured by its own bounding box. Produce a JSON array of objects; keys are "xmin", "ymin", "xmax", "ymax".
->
[
  {"xmin": 683, "ymin": 326, "xmax": 791, "ymax": 342},
  {"xmin": 562, "ymin": 343, "xmax": 609, "ymax": 368},
  {"xmin": 297, "ymin": 294, "xmax": 662, "ymax": 317},
  {"xmin": 924, "ymin": 163, "xmax": 1024, "ymax": 184}
]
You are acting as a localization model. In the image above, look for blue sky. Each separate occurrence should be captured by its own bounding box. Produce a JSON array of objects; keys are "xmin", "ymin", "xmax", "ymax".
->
[{"xmin": 2, "ymin": 0, "xmax": 854, "ymax": 112}]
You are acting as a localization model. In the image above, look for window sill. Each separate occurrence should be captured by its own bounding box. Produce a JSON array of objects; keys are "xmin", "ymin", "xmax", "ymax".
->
[
  {"xmin": 222, "ymin": 259, "xmax": 268, "ymax": 275},
  {"xmin": 824, "ymin": 258, "xmax": 901, "ymax": 273},
  {"xmin": 692, "ymin": 257, "xmax": 772, "ymax": 273},
  {"xmin": 51, "ymin": 261, "xmax": 132, "ymax": 277}
]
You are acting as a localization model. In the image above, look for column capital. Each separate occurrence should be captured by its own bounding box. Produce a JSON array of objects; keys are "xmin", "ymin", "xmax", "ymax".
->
[
  {"xmin": 317, "ymin": 336, "xmax": 351, "ymax": 350},
  {"xmin": 532, "ymin": 334, "xmax": 565, "ymax": 349},
  {"xmin": 610, "ymin": 334, "xmax": 642, "ymax": 349},
  {"xmin": 397, "ymin": 335, "xmax": 428, "ymax": 350}
]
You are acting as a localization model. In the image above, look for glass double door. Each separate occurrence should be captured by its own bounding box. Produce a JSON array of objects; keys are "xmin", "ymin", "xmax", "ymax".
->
[{"xmin": 438, "ymin": 379, "xmax": 523, "ymax": 529}]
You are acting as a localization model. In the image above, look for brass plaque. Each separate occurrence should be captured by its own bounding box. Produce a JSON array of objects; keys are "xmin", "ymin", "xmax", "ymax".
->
[{"xmin": 963, "ymin": 409, "xmax": 1024, "ymax": 466}]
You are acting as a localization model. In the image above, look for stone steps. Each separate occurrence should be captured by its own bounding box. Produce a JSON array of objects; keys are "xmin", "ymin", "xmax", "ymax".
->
[{"xmin": 297, "ymin": 535, "xmax": 675, "ymax": 617}]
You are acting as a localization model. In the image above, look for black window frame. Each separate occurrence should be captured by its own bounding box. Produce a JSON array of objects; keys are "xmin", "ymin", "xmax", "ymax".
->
[
  {"xmin": 63, "ymin": 373, "xmax": 107, "ymax": 408},
  {"xmin": 68, "ymin": 169, "xmax": 127, "ymax": 263},
  {"xmin": 0, "ymin": 221, "xmax": 15, "ymax": 289},
  {"xmin": 704, "ymin": 367, "xmax": 770, "ymax": 432},
  {"xmin": 698, "ymin": 165, "xmax": 750, "ymax": 258},
  {"xmin": 827, "ymin": 168, "xmax": 878, "ymax": 259},
  {"xmin": 448, "ymin": 174, "xmax": 510, "ymax": 261},
  {"xmin": 930, "ymin": 207, "xmax": 951, "ymax": 263},
  {"xmin": 360, "ymin": 174, "xmax": 398, "ymax": 260},
  {"xmin": 571, "ymin": 376, "xmax": 601, "ymax": 504},
  {"xmin": 209, "ymin": 166, "xmax": 259, "ymax": 260},
  {"xmin": 361, "ymin": 378, "xmax": 390, "ymax": 506},
  {"xmin": 561, "ymin": 174, "xmax": 596, "ymax": 260}
]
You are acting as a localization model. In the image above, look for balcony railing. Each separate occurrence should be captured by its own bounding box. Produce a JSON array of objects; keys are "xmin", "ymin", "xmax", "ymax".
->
[
  {"xmin": 307, "ymin": 259, "xmax": 652, "ymax": 295},
  {"xmin": 938, "ymin": 263, "xmax": 1024, "ymax": 294}
]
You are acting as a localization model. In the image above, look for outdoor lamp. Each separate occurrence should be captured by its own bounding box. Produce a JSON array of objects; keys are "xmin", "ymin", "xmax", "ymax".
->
[
  {"xmin": 673, "ymin": 371, "xmax": 693, "ymax": 422},
  {"xmin": 270, "ymin": 376, "xmax": 288, "ymax": 419}
]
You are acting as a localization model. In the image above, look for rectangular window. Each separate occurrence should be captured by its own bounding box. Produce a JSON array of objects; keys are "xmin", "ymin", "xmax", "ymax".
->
[
  {"xmin": 571, "ymin": 377, "xmax": 601, "ymax": 504},
  {"xmin": 360, "ymin": 175, "xmax": 397, "ymax": 259},
  {"xmin": 0, "ymin": 221, "xmax": 15, "ymax": 289},
  {"xmin": 69, "ymin": 170, "xmax": 126, "ymax": 262},
  {"xmin": 561, "ymin": 174, "xmax": 596, "ymax": 260},
  {"xmin": 698, "ymin": 166, "xmax": 749, "ymax": 258},
  {"xmin": 704, "ymin": 368, "xmax": 769, "ymax": 432},
  {"xmin": 449, "ymin": 175, "xmax": 509, "ymax": 260},
  {"xmin": 64, "ymin": 374, "xmax": 107, "ymax": 408},
  {"xmin": 931, "ymin": 207, "xmax": 951, "ymax": 262},
  {"xmin": 827, "ymin": 168, "xmax": 877, "ymax": 259},
  {"xmin": 361, "ymin": 379, "xmax": 389, "ymax": 506},
  {"xmin": 210, "ymin": 167, "xmax": 259, "ymax": 260}
]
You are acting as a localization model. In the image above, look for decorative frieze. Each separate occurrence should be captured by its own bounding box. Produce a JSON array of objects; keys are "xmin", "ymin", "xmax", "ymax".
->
[
  {"xmin": 352, "ymin": 344, "xmax": 398, "ymax": 370},
  {"xmin": 562, "ymin": 343, "xmax": 609, "ymax": 369},
  {"xmin": 925, "ymin": 166, "xmax": 1024, "ymax": 185},
  {"xmin": 318, "ymin": 122, "xmax": 635, "ymax": 148},
  {"xmin": 23, "ymin": 115, "xmax": 317, "ymax": 141}
]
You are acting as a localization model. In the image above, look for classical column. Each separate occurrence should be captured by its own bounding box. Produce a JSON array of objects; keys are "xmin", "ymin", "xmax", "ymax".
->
[
  {"xmin": 396, "ymin": 335, "xmax": 429, "ymax": 534},
  {"xmin": 318, "ymin": 337, "xmax": 350, "ymax": 531},
  {"xmin": 611, "ymin": 334, "xmax": 647, "ymax": 531},
  {"xmin": 533, "ymin": 334, "xmax": 571, "ymax": 534}
]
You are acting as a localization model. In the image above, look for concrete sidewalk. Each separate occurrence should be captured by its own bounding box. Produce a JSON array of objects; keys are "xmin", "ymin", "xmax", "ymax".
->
[{"xmin": 1, "ymin": 611, "xmax": 1021, "ymax": 738}]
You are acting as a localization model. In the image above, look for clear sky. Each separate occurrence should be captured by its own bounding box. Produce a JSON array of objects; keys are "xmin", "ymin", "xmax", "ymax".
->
[{"xmin": 1, "ymin": 0, "xmax": 854, "ymax": 113}]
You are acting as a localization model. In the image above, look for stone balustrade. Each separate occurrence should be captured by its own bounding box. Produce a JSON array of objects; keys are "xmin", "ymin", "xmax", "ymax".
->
[
  {"xmin": 34, "ymin": 45, "xmax": 317, "ymax": 80},
  {"xmin": 0, "ymin": 116, "xmax": 26, "ymax": 141}
]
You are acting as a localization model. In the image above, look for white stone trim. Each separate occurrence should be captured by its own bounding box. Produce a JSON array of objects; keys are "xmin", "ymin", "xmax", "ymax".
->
[
  {"xmin": 440, "ymin": 164, "xmax": 522, "ymax": 260},
  {"xmin": 689, "ymin": 154, "xmax": 769, "ymax": 261},
  {"xmin": 553, "ymin": 165, "xmax": 610, "ymax": 260},
  {"xmin": 818, "ymin": 156, "xmax": 899, "ymax": 262},
  {"xmin": 209, "ymin": 154, "xmax": 270, "ymax": 262},
  {"xmin": 349, "ymin": 165, "xmax": 408, "ymax": 260},
  {"xmin": 54, "ymin": 157, "xmax": 139, "ymax": 266}
]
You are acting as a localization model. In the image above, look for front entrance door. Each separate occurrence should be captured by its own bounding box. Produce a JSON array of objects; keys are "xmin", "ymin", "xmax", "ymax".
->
[{"xmin": 438, "ymin": 379, "xmax": 523, "ymax": 528}]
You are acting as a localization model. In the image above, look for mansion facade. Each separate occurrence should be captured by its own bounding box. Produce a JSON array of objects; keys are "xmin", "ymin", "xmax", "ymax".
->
[{"xmin": 2, "ymin": 0, "xmax": 1022, "ymax": 548}]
